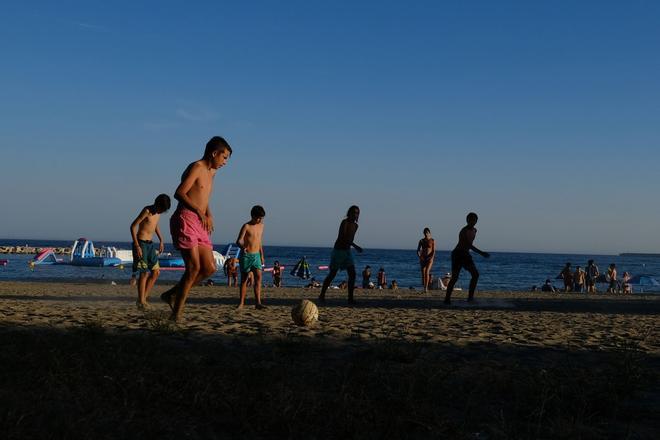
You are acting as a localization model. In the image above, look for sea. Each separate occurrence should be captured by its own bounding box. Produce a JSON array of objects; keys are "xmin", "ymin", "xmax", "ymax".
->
[{"xmin": 2, "ymin": 239, "xmax": 660, "ymax": 292}]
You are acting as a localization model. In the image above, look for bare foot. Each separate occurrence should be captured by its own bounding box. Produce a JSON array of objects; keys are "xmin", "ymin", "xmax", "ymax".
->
[
  {"xmin": 168, "ymin": 312, "xmax": 183, "ymax": 323},
  {"xmin": 160, "ymin": 290, "xmax": 176, "ymax": 311},
  {"xmin": 255, "ymin": 303, "xmax": 266, "ymax": 310},
  {"xmin": 136, "ymin": 301, "xmax": 150, "ymax": 311},
  {"xmin": 236, "ymin": 304, "xmax": 245, "ymax": 310}
]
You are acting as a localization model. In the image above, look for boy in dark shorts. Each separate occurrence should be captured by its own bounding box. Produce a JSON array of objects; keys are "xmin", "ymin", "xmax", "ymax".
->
[
  {"xmin": 444, "ymin": 212, "xmax": 490, "ymax": 304},
  {"xmin": 130, "ymin": 194, "xmax": 171, "ymax": 309},
  {"xmin": 319, "ymin": 205, "xmax": 363, "ymax": 304}
]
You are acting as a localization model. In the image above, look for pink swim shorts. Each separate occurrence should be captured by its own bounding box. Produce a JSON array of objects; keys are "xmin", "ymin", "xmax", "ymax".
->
[{"xmin": 170, "ymin": 207, "xmax": 212, "ymax": 250}]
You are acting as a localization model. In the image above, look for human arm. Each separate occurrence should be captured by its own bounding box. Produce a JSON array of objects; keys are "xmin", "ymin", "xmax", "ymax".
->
[
  {"xmin": 471, "ymin": 245, "xmax": 490, "ymax": 258},
  {"xmin": 236, "ymin": 224, "xmax": 247, "ymax": 249},
  {"xmin": 260, "ymin": 245, "xmax": 265, "ymax": 266},
  {"xmin": 416, "ymin": 240, "xmax": 423, "ymax": 258},
  {"xmin": 129, "ymin": 208, "xmax": 149, "ymax": 259},
  {"xmin": 155, "ymin": 224, "xmax": 164, "ymax": 253},
  {"xmin": 205, "ymin": 206, "xmax": 214, "ymax": 233},
  {"xmin": 430, "ymin": 239, "xmax": 436, "ymax": 260},
  {"xmin": 352, "ymin": 242, "xmax": 363, "ymax": 253}
]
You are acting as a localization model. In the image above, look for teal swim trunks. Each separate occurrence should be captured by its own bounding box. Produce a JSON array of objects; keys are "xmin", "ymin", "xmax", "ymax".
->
[
  {"xmin": 239, "ymin": 252, "xmax": 262, "ymax": 273},
  {"xmin": 330, "ymin": 249, "xmax": 354, "ymax": 271},
  {"xmin": 132, "ymin": 240, "xmax": 160, "ymax": 273}
]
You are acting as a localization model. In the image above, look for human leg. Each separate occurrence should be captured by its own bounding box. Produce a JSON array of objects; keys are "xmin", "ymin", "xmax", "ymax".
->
[
  {"xmin": 444, "ymin": 252, "xmax": 463, "ymax": 304},
  {"xmin": 238, "ymin": 271, "xmax": 249, "ymax": 308},
  {"xmin": 144, "ymin": 269, "xmax": 160, "ymax": 302},
  {"xmin": 347, "ymin": 266, "xmax": 356, "ymax": 303},
  {"xmin": 466, "ymin": 263, "xmax": 480, "ymax": 301},
  {"xmin": 253, "ymin": 269, "xmax": 265, "ymax": 308},
  {"xmin": 319, "ymin": 268, "xmax": 339, "ymax": 301},
  {"xmin": 137, "ymin": 272, "xmax": 149, "ymax": 307},
  {"xmin": 171, "ymin": 247, "xmax": 201, "ymax": 321}
]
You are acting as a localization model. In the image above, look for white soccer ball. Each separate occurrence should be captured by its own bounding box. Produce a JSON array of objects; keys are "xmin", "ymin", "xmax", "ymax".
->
[{"xmin": 291, "ymin": 299, "xmax": 319, "ymax": 326}]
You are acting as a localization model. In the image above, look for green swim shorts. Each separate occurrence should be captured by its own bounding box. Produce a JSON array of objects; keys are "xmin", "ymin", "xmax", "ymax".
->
[
  {"xmin": 132, "ymin": 240, "xmax": 160, "ymax": 273},
  {"xmin": 330, "ymin": 248, "xmax": 354, "ymax": 271},
  {"xmin": 239, "ymin": 252, "xmax": 262, "ymax": 273}
]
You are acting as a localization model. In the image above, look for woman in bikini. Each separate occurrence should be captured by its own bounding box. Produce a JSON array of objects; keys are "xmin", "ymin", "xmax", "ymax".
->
[{"xmin": 417, "ymin": 227, "xmax": 436, "ymax": 292}]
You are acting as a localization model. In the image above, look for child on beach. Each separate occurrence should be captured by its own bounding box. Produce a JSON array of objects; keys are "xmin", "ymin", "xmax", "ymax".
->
[
  {"xmin": 586, "ymin": 260, "xmax": 600, "ymax": 294},
  {"xmin": 444, "ymin": 212, "xmax": 490, "ymax": 304},
  {"xmin": 377, "ymin": 267, "xmax": 387, "ymax": 289},
  {"xmin": 319, "ymin": 205, "xmax": 363, "ymax": 303},
  {"xmin": 558, "ymin": 262, "xmax": 573, "ymax": 292},
  {"xmin": 574, "ymin": 266, "xmax": 586, "ymax": 293},
  {"xmin": 607, "ymin": 263, "xmax": 618, "ymax": 293},
  {"xmin": 223, "ymin": 257, "xmax": 239, "ymax": 287},
  {"xmin": 272, "ymin": 260, "xmax": 282, "ymax": 287},
  {"xmin": 417, "ymin": 228, "xmax": 436, "ymax": 292},
  {"xmin": 236, "ymin": 205, "xmax": 266, "ymax": 309},
  {"xmin": 130, "ymin": 194, "xmax": 171, "ymax": 309},
  {"xmin": 362, "ymin": 265, "xmax": 372, "ymax": 288},
  {"xmin": 160, "ymin": 136, "xmax": 232, "ymax": 322}
]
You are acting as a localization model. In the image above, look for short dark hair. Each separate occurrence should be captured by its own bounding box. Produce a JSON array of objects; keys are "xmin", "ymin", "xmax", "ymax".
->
[
  {"xmin": 347, "ymin": 205, "xmax": 360, "ymax": 217},
  {"xmin": 423, "ymin": 227, "xmax": 431, "ymax": 235},
  {"xmin": 466, "ymin": 212, "xmax": 478, "ymax": 223},
  {"xmin": 154, "ymin": 194, "xmax": 171, "ymax": 212},
  {"xmin": 251, "ymin": 205, "xmax": 266, "ymax": 218},
  {"xmin": 204, "ymin": 136, "xmax": 232, "ymax": 159}
]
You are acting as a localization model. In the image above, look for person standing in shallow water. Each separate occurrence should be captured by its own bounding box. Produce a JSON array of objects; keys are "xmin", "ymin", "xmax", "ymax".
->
[
  {"xmin": 444, "ymin": 212, "xmax": 490, "ymax": 305},
  {"xmin": 417, "ymin": 227, "xmax": 436, "ymax": 293}
]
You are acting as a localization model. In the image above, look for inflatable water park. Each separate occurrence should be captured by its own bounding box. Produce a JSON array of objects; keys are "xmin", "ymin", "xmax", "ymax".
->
[{"xmin": 32, "ymin": 238, "xmax": 227, "ymax": 272}]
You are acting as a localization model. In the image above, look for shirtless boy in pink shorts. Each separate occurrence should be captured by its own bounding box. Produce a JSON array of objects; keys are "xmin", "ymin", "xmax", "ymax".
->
[{"xmin": 161, "ymin": 136, "xmax": 232, "ymax": 322}]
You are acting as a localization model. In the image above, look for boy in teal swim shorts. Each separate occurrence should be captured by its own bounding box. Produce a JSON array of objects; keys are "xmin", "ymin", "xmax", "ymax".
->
[
  {"xmin": 130, "ymin": 194, "xmax": 171, "ymax": 309},
  {"xmin": 319, "ymin": 205, "xmax": 363, "ymax": 304},
  {"xmin": 236, "ymin": 205, "xmax": 266, "ymax": 309}
]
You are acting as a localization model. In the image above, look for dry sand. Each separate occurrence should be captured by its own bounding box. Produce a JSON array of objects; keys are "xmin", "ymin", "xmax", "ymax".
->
[{"xmin": 0, "ymin": 281, "xmax": 658, "ymax": 355}]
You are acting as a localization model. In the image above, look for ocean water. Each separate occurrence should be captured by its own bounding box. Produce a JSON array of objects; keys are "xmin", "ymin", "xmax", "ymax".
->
[{"xmin": 2, "ymin": 239, "xmax": 659, "ymax": 292}]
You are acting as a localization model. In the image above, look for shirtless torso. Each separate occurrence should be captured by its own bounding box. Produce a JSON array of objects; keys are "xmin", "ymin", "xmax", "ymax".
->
[
  {"xmin": 455, "ymin": 226, "xmax": 477, "ymax": 254},
  {"xmin": 135, "ymin": 207, "xmax": 161, "ymax": 241},
  {"xmin": 334, "ymin": 219, "xmax": 358, "ymax": 250},
  {"xmin": 177, "ymin": 160, "xmax": 217, "ymax": 215},
  {"xmin": 239, "ymin": 222, "xmax": 264, "ymax": 254}
]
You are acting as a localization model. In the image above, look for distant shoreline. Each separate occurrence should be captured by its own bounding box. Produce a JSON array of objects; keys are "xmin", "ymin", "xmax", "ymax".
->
[{"xmin": 619, "ymin": 253, "xmax": 660, "ymax": 257}]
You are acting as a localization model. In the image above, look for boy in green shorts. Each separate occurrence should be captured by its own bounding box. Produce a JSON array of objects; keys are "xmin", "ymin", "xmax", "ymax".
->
[
  {"xmin": 130, "ymin": 194, "xmax": 171, "ymax": 309},
  {"xmin": 319, "ymin": 205, "xmax": 363, "ymax": 304},
  {"xmin": 236, "ymin": 205, "xmax": 266, "ymax": 309}
]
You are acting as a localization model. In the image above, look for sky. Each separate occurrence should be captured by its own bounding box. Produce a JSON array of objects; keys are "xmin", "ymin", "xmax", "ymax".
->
[{"xmin": 1, "ymin": 0, "xmax": 659, "ymax": 254}]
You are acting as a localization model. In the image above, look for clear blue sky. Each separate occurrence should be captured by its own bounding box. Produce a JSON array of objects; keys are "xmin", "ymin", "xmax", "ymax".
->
[{"xmin": 1, "ymin": 0, "xmax": 659, "ymax": 254}]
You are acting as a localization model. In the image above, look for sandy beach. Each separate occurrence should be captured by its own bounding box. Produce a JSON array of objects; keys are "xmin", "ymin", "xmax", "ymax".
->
[
  {"xmin": 1, "ymin": 281, "xmax": 658, "ymax": 352},
  {"xmin": 1, "ymin": 281, "xmax": 658, "ymax": 439}
]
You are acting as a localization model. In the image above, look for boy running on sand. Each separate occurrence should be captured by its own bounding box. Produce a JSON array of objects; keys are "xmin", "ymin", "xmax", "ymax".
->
[
  {"xmin": 319, "ymin": 206, "xmax": 363, "ymax": 304},
  {"xmin": 236, "ymin": 205, "xmax": 266, "ymax": 309},
  {"xmin": 444, "ymin": 212, "xmax": 490, "ymax": 304},
  {"xmin": 160, "ymin": 136, "xmax": 232, "ymax": 322},
  {"xmin": 130, "ymin": 194, "xmax": 171, "ymax": 309}
]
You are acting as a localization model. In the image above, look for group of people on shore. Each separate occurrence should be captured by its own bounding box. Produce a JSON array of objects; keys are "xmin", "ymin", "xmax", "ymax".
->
[
  {"xmin": 538, "ymin": 261, "xmax": 632, "ymax": 294},
  {"xmin": 128, "ymin": 136, "xmax": 493, "ymax": 321}
]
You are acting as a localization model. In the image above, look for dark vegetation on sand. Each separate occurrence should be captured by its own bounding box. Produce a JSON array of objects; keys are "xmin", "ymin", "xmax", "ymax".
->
[{"xmin": 0, "ymin": 322, "xmax": 657, "ymax": 440}]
